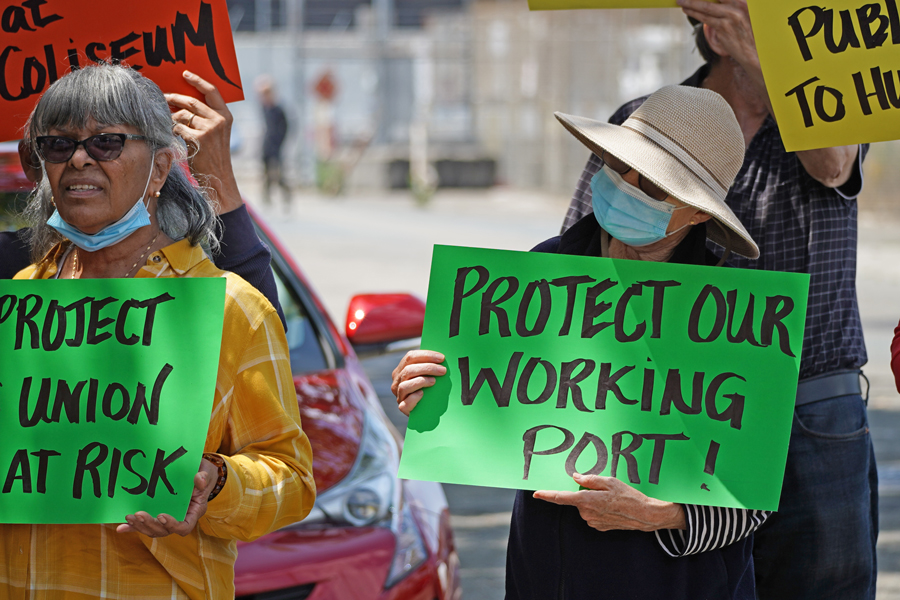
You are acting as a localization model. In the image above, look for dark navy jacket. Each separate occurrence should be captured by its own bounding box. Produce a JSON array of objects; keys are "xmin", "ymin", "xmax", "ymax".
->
[{"xmin": 505, "ymin": 215, "xmax": 755, "ymax": 600}]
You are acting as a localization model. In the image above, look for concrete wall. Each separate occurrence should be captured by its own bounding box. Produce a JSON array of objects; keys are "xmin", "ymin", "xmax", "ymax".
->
[
  {"xmin": 228, "ymin": 2, "xmax": 709, "ymax": 194},
  {"xmin": 470, "ymin": 2, "xmax": 702, "ymax": 193}
]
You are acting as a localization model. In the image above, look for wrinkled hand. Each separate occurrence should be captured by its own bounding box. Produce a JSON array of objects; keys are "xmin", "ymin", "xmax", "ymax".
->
[
  {"xmin": 534, "ymin": 473, "xmax": 686, "ymax": 532},
  {"xmin": 678, "ymin": 0, "xmax": 760, "ymax": 76},
  {"xmin": 116, "ymin": 458, "xmax": 219, "ymax": 537},
  {"xmin": 391, "ymin": 350, "xmax": 446, "ymax": 416},
  {"xmin": 165, "ymin": 71, "xmax": 242, "ymax": 213}
]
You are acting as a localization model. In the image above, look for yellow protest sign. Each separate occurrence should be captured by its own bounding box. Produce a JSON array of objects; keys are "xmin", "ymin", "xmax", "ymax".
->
[
  {"xmin": 750, "ymin": 0, "xmax": 900, "ymax": 151},
  {"xmin": 528, "ymin": 0, "xmax": 678, "ymax": 9}
]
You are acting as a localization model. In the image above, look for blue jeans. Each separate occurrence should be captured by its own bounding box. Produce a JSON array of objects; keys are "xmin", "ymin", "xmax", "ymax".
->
[{"xmin": 754, "ymin": 393, "xmax": 878, "ymax": 600}]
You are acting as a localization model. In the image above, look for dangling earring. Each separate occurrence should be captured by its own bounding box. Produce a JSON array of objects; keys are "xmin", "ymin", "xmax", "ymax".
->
[{"xmin": 50, "ymin": 196, "xmax": 55, "ymax": 207}]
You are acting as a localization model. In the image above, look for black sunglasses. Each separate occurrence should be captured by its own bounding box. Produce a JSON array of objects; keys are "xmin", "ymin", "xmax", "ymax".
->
[
  {"xmin": 35, "ymin": 133, "xmax": 148, "ymax": 163},
  {"xmin": 600, "ymin": 150, "xmax": 669, "ymax": 202}
]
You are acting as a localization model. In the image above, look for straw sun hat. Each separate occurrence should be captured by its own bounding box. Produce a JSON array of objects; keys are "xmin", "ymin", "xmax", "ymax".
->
[{"xmin": 555, "ymin": 85, "xmax": 759, "ymax": 259}]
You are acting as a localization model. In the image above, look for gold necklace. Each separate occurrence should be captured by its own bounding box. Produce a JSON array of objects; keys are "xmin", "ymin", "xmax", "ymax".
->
[
  {"xmin": 123, "ymin": 231, "xmax": 161, "ymax": 278},
  {"xmin": 70, "ymin": 247, "xmax": 79, "ymax": 279},
  {"xmin": 69, "ymin": 231, "xmax": 161, "ymax": 279}
]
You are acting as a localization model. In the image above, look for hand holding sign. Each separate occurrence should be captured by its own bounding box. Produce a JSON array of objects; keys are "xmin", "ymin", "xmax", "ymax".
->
[
  {"xmin": 166, "ymin": 70, "xmax": 242, "ymax": 213},
  {"xmin": 392, "ymin": 350, "xmax": 447, "ymax": 416},
  {"xmin": 534, "ymin": 472, "xmax": 686, "ymax": 532},
  {"xmin": 117, "ymin": 458, "xmax": 218, "ymax": 537}
]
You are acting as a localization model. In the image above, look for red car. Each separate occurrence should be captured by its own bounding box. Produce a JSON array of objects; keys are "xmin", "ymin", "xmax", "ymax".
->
[{"xmin": 234, "ymin": 211, "xmax": 461, "ymax": 600}]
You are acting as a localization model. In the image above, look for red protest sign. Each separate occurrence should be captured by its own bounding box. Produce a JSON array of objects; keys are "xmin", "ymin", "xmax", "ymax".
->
[{"xmin": 0, "ymin": 0, "xmax": 243, "ymax": 142}]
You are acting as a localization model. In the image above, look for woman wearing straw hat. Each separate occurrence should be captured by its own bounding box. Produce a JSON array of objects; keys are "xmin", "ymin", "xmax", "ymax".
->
[{"xmin": 392, "ymin": 85, "xmax": 765, "ymax": 599}]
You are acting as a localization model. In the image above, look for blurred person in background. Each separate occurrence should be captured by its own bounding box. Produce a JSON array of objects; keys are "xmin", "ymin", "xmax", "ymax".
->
[
  {"xmin": 561, "ymin": 1, "xmax": 873, "ymax": 598},
  {"xmin": 394, "ymin": 85, "xmax": 769, "ymax": 600},
  {"xmin": 256, "ymin": 75, "xmax": 291, "ymax": 209}
]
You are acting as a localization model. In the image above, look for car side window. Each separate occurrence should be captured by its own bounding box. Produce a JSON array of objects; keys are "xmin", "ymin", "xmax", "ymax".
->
[{"xmin": 272, "ymin": 266, "xmax": 332, "ymax": 375}]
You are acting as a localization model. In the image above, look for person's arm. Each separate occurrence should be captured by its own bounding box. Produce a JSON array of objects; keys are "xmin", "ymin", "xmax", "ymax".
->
[
  {"xmin": 165, "ymin": 71, "xmax": 286, "ymax": 330},
  {"xmin": 678, "ymin": 0, "xmax": 857, "ymax": 188},
  {"xmin": 199, "ymin": 307, "xmax": 316, "ymax": 541},
  {"xmin": 0, "ymin": 229, "xmax": 32, "ymax": 279},
  {"xmin": 276, "ymin": 106, "xmax": 289, "ymax": 142},
  {"xmin": 116, "ymin": 305, "xmax": 313, "ymax": 541},
  {"xmin": 797, "ymin": 146, "xmax": 858, "ymax": 189},
  {"xmin": 535, "ymin": 474, "xmax": 770, "ymax": 554},
  {"xmin": 213, "ymin": 207, "xmax": 286, "ymax": 330},
  {"xmin": 830, "ymin": 144, "xmax": 867, "ymax": 199},
  {"xmin": 655, "ymin": 505, "xmax": 771, "ymax": 557}
]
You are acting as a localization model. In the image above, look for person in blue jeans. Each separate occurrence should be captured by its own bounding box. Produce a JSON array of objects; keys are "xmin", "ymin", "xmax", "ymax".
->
[
  {"xmin": 0, "ymin": 70, "xmax": 285, "ymax": 328},
  {"xmin": 561, "ymin": 1, "xmax": 876, "ymax": 598}
]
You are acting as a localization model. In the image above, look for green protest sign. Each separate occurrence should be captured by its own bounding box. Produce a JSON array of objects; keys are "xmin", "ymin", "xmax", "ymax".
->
[
  {"xmin": 398, "ymin": 246, "xmax": 809, "ymax": 511},
  {"xmin": 0, "ymin": 278, "xmax": 225, "ymax": 523}
]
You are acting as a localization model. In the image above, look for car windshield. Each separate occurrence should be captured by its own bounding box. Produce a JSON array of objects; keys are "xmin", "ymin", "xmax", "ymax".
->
[{"xmin": 273, "ymin": 265, "xmax": 332, "ymax": 375}]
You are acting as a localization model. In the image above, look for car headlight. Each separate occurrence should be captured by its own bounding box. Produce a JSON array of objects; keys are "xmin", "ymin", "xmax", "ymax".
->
[
  {"xmin": 384, "ymin": 503, "xmax": 428, "ymax": 588},
  {"xmin": 289, "ymin": 410, "xmax": 431, "ymax": 588},
  {"xmin": 299, "ymin": 411, "xmax": 400, "ymax": 528}
]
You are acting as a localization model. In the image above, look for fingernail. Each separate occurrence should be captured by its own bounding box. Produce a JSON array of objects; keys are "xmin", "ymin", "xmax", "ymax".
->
[
  {"xmin": 184, "ymin": 70, "xmax": 195, "ymax": 78},
  {"xmin": 136, "ymin": 516, "xmax": 144, "ymax": 523},
  {"xmin": 158, "ymin": 516, "xmax": 167, "ymax": 525}
]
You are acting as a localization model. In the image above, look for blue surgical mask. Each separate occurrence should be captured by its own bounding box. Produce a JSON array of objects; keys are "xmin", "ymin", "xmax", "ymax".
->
[
  {"xmin": 47, "ymin": 153, "xmax": 156, "ymax": 253},
  {"xmin": 591, "ymin": 165, "xmax": 689, "ymax": 247}
]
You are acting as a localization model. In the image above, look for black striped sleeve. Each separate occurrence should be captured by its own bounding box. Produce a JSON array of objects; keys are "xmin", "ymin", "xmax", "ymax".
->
[{"xmin": 654, "ymin": 505, "xmax": 771, "ymax": 557}]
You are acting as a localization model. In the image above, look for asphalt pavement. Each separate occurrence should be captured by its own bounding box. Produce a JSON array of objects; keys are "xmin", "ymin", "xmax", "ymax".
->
[{"xmin": 246, "ymin": 183, "xmax": 900, "ymax": 599}]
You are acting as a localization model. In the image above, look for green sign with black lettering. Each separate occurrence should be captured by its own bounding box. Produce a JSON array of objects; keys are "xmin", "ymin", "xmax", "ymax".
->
[
  {"xmin": 398, "ymin": 245, "xmax": 809, "ymax": 510},
  {"xmin": 0, "ymin": 278, "xmax": 224, "ymax": 523}
]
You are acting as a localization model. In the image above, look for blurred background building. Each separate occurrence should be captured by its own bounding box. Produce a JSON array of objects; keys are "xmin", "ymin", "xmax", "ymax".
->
[
  {"xmin": 225, "ymin": 0, "xmax": 701, "ymax": 196},
  {"xmin": 225, "ymin": 0, "xmax": 900, "ymax": 213}
]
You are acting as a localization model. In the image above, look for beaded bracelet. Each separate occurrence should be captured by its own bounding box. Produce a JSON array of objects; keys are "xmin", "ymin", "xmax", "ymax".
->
[{"xmin": 203, "ymin": 453, "xmax": 228, "ymax": 502}]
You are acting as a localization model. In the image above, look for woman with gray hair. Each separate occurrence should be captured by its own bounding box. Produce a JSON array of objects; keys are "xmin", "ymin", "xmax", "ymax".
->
[
  {"xmin": 23, "ymin": 68, "xmax": 218, "ymax": 264},
  {"xmin": 8, "ymin": 62, "xmax": 315, "ymax": 598}
]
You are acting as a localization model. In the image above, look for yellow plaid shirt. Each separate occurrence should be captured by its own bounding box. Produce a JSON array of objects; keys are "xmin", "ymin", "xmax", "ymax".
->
[{"xmin": 7, "ymin": 239, "xmax": 316, "ymax": 599}]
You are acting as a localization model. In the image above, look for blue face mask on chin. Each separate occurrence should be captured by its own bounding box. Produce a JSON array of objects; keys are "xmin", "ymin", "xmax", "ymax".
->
[
  {"xmin": 47, "ymin": 153, "xmax": 156, "ymax": 253},
  {"xmin": 590, "ymin": 165, "xmax": 689, "ymax": 247}
]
